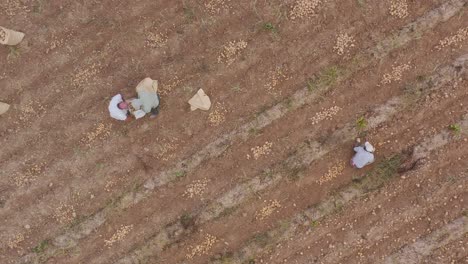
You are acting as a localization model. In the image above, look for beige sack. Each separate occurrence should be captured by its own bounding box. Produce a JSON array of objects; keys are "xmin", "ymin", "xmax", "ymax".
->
[
  {"xmin": 0, "ymin": 102, "xmax": 10, "ymax": 115},
  {"xmin": 0, "ymin": 26, "xmax": 25, "ymax": 46},
  {"xmin": 136, "ymin": 77, "xmax": 158, "ymax": 94},
  {"xmin": 188, "ymin": 89, "xmax": 211, "ymax": 111}
]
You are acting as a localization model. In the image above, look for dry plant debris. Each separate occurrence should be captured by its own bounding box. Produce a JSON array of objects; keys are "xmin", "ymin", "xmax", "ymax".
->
[
  {"xmin": 435, "ymin": 27, "xmax": 468, "ymax": 51},
  {"xmin": 316, "ymin": 162, "xmax": 345, "ymax": 185},
  {"xmin": 184, "ymin": 178, "xmax": 210, "ymax": 198},
  {"xmin": 205, "ymin": 0, "xmax": 230, "ymax": 14},
  {"xmin": 255, "ymin": 200, "xmax": 281, "ymax": 220},
  {"xmin": 265, "ymin": 67, "xmax": 289, "ymax": 94},
  {"xmin": 310, "ymin": 106, "xmax": 341, "ymax": 125},
  {"xmin": 104, "ymin": 225, "xmax": 133, "ymax": 247},
  {"xmin": 13, "ymin": 162, "xmax": 46, "ymax": 187},
  {"xmin": 381, "ymin": 63, "xmax": 411, "ymax": 84},
  {"xmin": 17, "ymin": 101, "xmax": 45, "ymax": 123},
  {"xmin": 145, "ymin": 31, "xmax": 168, "ymax": 48},
  {"xmin": 53, "ymin": 203, "xmax": 76, "ymax": 224},
  {"xmin": 46, "ymin": 37, "xmax": 64, "ymax": 54},
  {"xmin": 218, "ymin": 40, "xmax": 247, "ymax": 66},
  {"xmin": 250, "ymin": 141, "xmax": 273, "ymax": 160},
  {"xmin": 208, "ymin": 103, "xmax": 227, "ymax": 126},
  {"xmin": 0, "ymin": 27, "xmax": 6, "ymax": 42},
  {"xmin": 159, "ymin": 77, "xmax": 182, "ymax": 95},
  {"xmin": 2, "ymin": 0, "xmax": 30, "ymax": 16},
  {"xmin": 289, "ymin": 0, "xmax": 323, "ymax": 20},
  {"xmin": 7, "ymin": 233, "xmax": 25, "ymax": 249},
  {"xmin": 72, "ymin": 62, "xmax": 101, "ymax": 87},
  {"xmin": 389, "ymin": 0, "xmax": 408, "ymax": 19},
  {"xmin": 105, "ymin": 179, "xmax": 117, "ymax": 192},
  {"xmin": 333, "ymin": 33, "xmax": 355, "ymax": 55},
  {"xmin": 155, "ymin": 137, "xmax": 179, "ymax": 161},
  {"xmin": 186, "ymin": 234, "xmax": 217, "ymax": 259},
  {"xmin": 45, "ymin": 33, "xmax": 73, "ymax": 54},
  {"xmin": 81, "ymin": 123, "xmax": 112, "ymax": 147}
]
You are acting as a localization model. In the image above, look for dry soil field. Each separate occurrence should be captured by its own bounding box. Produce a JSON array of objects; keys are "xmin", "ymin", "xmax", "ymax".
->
[{"xmin": 1, "ymin": 0, "xmax": 467, "ymax": 264}]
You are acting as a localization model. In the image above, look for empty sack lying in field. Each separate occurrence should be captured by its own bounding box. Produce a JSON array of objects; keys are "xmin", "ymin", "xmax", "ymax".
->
[
  {"xmin": 0, "ymin": 102, "xmax": 10, "ymax": 115},
  {"xmin": 0, "ymin": 26, "xmax": 25, "ymax": 46},
  {"xmin": 188, "ymin": 89, "xmax": 211, "ymax": 111}
]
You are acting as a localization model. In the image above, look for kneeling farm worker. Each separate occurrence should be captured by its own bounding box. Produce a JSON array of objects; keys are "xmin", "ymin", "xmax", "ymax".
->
[{"xmin": 351, "ymin": 140, "xmax": 375, "ymax": 169}]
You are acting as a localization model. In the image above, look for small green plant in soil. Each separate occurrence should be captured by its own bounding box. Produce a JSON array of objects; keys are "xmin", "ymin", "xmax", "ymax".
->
[
  {"xmin": 174, "ymin": 171, "xmax": 186, "ymax": 179},
  {"xmin": 307, "ymin": 66, "xmax": 340, "ymax": 92},
  {"xmin": 252, "ymin": 232, "xmax": 269, "ymax": 247},
  {"xmin": 310, "ymin": 220, "xmax": 320, "ymax": 228},
  {"xmin": 180, "ymin": 213, "xmax": 195, "ymax": 229},
  {"xmin": 322, "ymin": 66, "xmax": 339, "ymax": 86},
  {"xmin": 262, "ymin": 22, "xmax": 278, "ymax": 33},
  {"xmin": 358, "ymin": 155, "xmax": 402, "ymax": 193},
  {"xmin": 448, "ymin": 124, "xmax": 461, "ymax": 134},
  {"xmin": 8, "ymin": 46, "xmax": 21, "ymax": 60},
  {"xmin": 231, "ymin": 84, "xmax": 241, "ymax": 92},
  {"xmin": 32, "ymin": 239, "xmax": 50, "ymax": 253},
  {"xmin": 356, "ymin": 116, "xmax": 367, "ymax": 130}
]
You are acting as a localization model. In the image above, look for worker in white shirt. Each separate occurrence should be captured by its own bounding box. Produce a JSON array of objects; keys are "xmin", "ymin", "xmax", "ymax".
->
[
  {"xmin": 351, "ymin": 139, "xmax": 375, "ymax": 169},
  {"xmin": 108, "ymin": 94, "xmax": 130, "ymax": 121}
]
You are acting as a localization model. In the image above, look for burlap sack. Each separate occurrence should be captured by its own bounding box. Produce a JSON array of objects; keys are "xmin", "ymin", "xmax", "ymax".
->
[
  {"xmin": 0, "ymin": 26, "xmax": 25, "ymax": 46},
  {"xmin": 0, "ymin": 102, "xmax": 10, "ymax": 115},
  {"xmin": 136, "ymin": 77, "xmax": 158, "ymax": 94},
  {"xmin": 188, "ymin": 89, "xmax": 211, "ymax": 111}
]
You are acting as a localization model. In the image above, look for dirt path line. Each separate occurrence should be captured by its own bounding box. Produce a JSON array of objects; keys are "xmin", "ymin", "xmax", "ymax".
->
[
  {"xmin": 20, "ymin": 1, "xmax": 466, "ymax": 263},
  {"xmin": 383, "ymin": 216, "xmax": 468, "ymax": 264}
]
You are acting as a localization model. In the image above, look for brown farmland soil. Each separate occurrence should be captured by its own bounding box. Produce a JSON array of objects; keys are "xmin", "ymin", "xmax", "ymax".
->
[{"xmin": 1, "ymin": 0, "xmax": 467, "ymax": 264}]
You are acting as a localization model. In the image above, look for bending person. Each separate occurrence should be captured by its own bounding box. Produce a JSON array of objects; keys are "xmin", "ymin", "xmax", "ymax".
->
[{"xmin": 132, "ymin": 77, "xmax": 160, "ymax": 118}]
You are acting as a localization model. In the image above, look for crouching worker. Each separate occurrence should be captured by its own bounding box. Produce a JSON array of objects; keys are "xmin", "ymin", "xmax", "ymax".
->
[
  {"xmin": 132, "ymin": 77, "xmax": 160, "ymax": 119},
  {"xmin": 351, "ymin": 139, "xmax": 375, "ymax": 169},
  {"xmin": 108, "ymin": 94, "xmax": 130, "ymax": 121}
]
